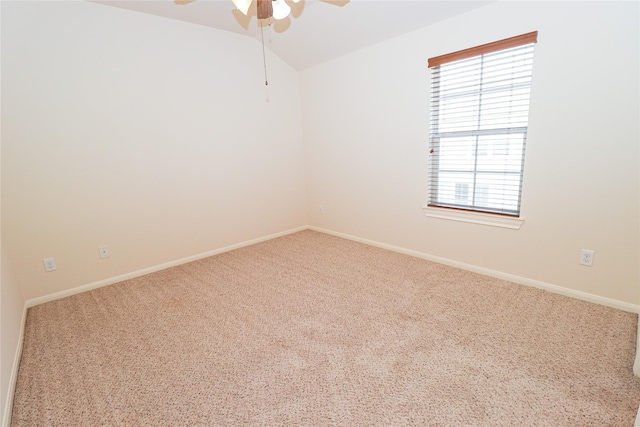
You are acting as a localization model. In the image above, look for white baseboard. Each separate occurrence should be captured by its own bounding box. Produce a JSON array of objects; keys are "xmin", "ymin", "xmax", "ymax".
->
[
  {"xmin": 26, "ymin": 226, "xmax": 308, "ymax": 308},
  {"xmin": 26, "ymin": 223, "xmax": 639, "ymax": 313},
  {"xmin": 2, "ymin": 303, "xmax": 28, "ymax": 427},
  {"xmin": 309, "ymin": 226, "xmax": 640, "ymax": 314}
]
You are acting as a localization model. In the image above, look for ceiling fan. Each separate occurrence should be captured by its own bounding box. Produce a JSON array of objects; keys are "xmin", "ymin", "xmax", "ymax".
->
[
  {"xmin": 232, "ymin": 0, "xmax": 349, "ymax": 21},
  {"xmin": 222, "ymin": 0, "xmax": 349, "ymax": 85}
]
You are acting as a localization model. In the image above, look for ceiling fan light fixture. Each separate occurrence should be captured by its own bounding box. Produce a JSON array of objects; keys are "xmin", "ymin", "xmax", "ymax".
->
[
  {"xmin": 272, "ymin": 0, "xmax": 291, "ymax": 20},
  {"xmin": 232, "ymin": 0, "xmax": 252, "ymax": 16}
]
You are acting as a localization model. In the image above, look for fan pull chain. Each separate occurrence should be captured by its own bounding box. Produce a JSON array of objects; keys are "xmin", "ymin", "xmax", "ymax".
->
[{"xmin": 260, "ymin": 24, "xmax": 269, "ymax": 86}]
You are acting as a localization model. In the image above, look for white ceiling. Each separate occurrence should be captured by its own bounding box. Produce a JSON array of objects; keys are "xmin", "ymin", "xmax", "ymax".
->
[{"xmin": 94, "ymin": 0, "xmax": 492, "ymax": 70}]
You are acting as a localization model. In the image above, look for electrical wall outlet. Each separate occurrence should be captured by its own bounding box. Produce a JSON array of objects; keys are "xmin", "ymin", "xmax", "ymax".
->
[
  {"xmin": 99, "ymin": 245, "xmax": 110, "ymax": 259},
  {"xmin": 579, "ymin": 249, "xmax": 595, "ymax": 266},
  {"xmin": 320, "ymin": 205, "xmax": 324, "ymax": 215},
  {"xmin": 43, "ymin": 257, "xmax": 57, "ymax": 272}
]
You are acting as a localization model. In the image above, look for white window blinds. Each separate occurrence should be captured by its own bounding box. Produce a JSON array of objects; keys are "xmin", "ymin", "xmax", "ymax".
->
[{"xmin": 428, "ymin": 32, "xmax": 537, "ymax": 216}]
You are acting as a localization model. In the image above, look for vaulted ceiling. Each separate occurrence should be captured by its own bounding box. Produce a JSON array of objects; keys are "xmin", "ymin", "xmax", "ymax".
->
[{"xmin": 94, "ymin": 0, "xmax": 492, "ymax": 70}]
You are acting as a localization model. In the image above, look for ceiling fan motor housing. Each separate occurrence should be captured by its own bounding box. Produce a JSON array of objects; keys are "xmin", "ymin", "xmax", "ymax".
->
[{"xmin": 257, "ymin": 0, "xmax": 273, "ymax": 19}]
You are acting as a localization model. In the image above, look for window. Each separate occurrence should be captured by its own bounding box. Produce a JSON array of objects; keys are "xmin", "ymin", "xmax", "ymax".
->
[{"xmin": 426, "ymin": 32, "xmax": 537, "ymax": 222}]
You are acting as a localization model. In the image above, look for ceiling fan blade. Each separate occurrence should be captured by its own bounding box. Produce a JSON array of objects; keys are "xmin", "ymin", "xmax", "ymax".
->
[
  {"xmin": 232, "ymin": 0, "xmax": 253, "ymax": 16},
  {"xmin": 318, "ymin": 0, "xmax": 350, "ymax": 6}
]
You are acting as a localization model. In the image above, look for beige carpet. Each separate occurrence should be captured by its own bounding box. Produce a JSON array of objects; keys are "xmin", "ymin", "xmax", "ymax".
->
[{"xmin": 11, "ymin": 230, "xmax": 640, "ymax": 426}]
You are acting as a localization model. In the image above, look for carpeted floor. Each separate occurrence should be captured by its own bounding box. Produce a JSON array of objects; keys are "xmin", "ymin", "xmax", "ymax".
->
[{"xmin": 11, "ymin": 230, "xmax": 640, "ymax": 426}]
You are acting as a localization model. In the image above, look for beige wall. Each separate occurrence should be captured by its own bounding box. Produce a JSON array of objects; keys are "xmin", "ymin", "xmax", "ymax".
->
[
  {"xmin": 2, "ymin": 1, "xmax": 308, "ymax": 302},
  {"xmin": 1, "ymin": 2, "xmax": 26, "ymax": 412},
  {"xmin": 302, "ymin": 1, "xmax": 640, "ymax": 305}
]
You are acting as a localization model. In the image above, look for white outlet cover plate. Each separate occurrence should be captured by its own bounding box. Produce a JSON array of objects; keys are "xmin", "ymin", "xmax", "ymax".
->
[
  {"xmin": 580, "ymin": 249, "xmax": 595, "ymax": 266},
  {"xmin": 99, "ymin": 245, "xmax": 110, "ymax": 259},
  {"xmin": 43, "ymin": 257, "xmax": 57, "ymax": 272}
]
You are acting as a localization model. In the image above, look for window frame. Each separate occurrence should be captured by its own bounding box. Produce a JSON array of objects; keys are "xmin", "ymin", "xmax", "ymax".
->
[{"xmin": 423, "ymin": 31, "xmax": 538, "ymax": 229}]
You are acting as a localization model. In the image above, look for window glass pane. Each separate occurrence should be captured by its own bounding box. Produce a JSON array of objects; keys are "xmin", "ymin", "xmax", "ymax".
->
[
  {"xmin": 474, "ymin": 173, "xmax": 521, "ymax": 212},
  {"xmin": 436, "ymin": 95, "xmax": 480, "ymax": 133},
  {"xmin": 438, "ymin": 136, "xmax": 476, "ymax": 171},
  {"xmin": 475, "ymin": 134, "xmax": 525, "ymax": 172},
  {"xmin": 478, "ymin": 88, "xmax": 531, "ymax": 129},
  {"xmin": 435, "ymin": 172, "xmax": 474, "ymax": 206}
]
